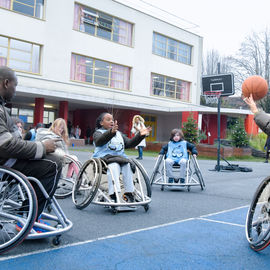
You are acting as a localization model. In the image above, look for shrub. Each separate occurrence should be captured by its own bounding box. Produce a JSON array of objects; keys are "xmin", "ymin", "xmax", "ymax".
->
[
  {"xmin": 231, "ymin": 118, "xmax": 249, "ymax": 147},
  {"xmin": 249, "ymin": 132, "xmax": 267, "ymax": 151}
]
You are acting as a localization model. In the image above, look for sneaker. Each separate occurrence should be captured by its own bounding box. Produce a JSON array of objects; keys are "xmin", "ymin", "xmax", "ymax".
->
[
  {"xmin": 123, "ymin": 192, "xmax": 135, "ymax": 203},
  {"xmin": 264, "ymin": 160, "xmax": 268, "ymax": 163},
  {"xmin": 168, "ymin": 178, "xmax": 174, "ymax": 183},
  {"xmin": 109, "ymin": 193, "xmax": 117, "ymax": 202},
  {"xmin": 16, "ymin": 218, "xmax": 50, "ymax": 233},
  {"xmin": 180, "ymin": 178, "xmax": 185, "ymax": 183},
  {"xmin": 174, "ymin": 178, "xmax": 179, "ymax": 183},
  {"xmin": 136, "ymin": 157, "xmax": 142, "ymax": 160}
]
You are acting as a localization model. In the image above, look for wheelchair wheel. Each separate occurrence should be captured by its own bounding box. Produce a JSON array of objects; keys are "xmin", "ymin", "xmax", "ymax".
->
[
  {"xmin": 72, "ymin": 158, "xmax": 102, "ymax": 210},
  {"xmin": 132, "ymin": 159, "xmax": 152, "ymax": 199},
  {"xmin": 188, "ymin": 156, "xmax": 205, "ymax": 190},
  {"xmin": 0, "ymin": 167, "xmax": 38, "ymax": 254},
  {"xmin": 55, "ymin": 155, "xmax": 81, "ymax": 199},
  {"xmin": 150, "ymin": 155, "xmax": 164, "ymax": 185},
  {"xmin": 246, "ymin": 176, "xmax": 270, "ymax": 251},
  {"xmin": 191, "ymin": 156, "xmax": 205, "ymax": 190}
]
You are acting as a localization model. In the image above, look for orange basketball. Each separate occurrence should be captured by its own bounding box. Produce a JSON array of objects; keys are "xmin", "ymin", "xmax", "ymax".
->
[{"xmin": 242, "ymin": 75, "xmax": 268, "ymax": 101}]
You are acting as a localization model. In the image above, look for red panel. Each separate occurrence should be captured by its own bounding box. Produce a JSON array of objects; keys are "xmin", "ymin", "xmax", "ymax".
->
[
  {"xmin": 182, "ymin": 111, "xmax": 199, "ymax": 128},
  {"xmin": 245, "ymin": 114, "xmax": 259, "ymax": 135},
  {"xmin": 201, "ymin": 114, "xmax": 227, "ymax": 144},
  {"xmin": 59, "ymin": 101, "xmax": 68, "ymax": 122},
  {"xmin": 34, "ymin": 98, "xmax": 44, "ymax": 126}
]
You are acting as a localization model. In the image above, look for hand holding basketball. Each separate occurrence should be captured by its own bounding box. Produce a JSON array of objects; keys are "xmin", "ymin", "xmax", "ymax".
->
[{"xmin": 242, "ymin": 75, "xmax": 268, "ymax": 101}]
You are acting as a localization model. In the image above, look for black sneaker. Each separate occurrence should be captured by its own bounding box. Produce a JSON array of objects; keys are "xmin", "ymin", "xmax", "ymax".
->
[
  {"xmin": 110, "ymin": 193, "xmax": 117, "ymax": 202},
  {"xmin": 180, "ymin": 178, "xmax": 185, "ymax": 183},
  {"xmin": 123, "ymin": 192, "xmax": 135, "ymax": 203}
]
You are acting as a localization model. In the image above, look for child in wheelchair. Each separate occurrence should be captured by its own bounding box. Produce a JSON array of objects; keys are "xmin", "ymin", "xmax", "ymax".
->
[
  {"xmin": 160, "ymin": 128, "xmax": 198, "ymax": 184},
  {"xmin": 92, "ymin": 112, "xmax": 151, "ymax": 202}
]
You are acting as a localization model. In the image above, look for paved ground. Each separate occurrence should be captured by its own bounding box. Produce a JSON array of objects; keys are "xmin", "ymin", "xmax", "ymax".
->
[{"xmin": 1, "ymin": 149, "xmax": 270, "ymax": 269}]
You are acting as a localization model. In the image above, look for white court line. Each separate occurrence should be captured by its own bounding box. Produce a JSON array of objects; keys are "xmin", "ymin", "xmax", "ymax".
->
[
  {"xmin": 200, "ymin": 205, "xmax": 249, "ymax": 218},
  {"xmin": 198, "ymin": 217, "xmax": 245, "ymax": 228},
  {"xmin": 0, "ymin": 204, "xmax": 249, "ymax": 262}
]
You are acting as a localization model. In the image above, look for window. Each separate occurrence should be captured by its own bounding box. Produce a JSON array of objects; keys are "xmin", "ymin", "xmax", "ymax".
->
[
  {"xmin": 151, "ymin": 73, "xmax": 191, "ymax": 102},
  {"xmin": 70, "ymin": 54, "xmax": 130, "ymax": 90},
  {"xmin": 73, "ymin": 3, "xmax": 133, "ymax": 46},
  {"xmin": 152, "ymin": 32, "xmax": 192, "ymax": 65},
  {"xmin": 0, "ymin": 35, "xmax": 41, "ymax": 73},
  {"xmin": 0, "ymin": 0, "xmax": 44, "ymax": 19}
]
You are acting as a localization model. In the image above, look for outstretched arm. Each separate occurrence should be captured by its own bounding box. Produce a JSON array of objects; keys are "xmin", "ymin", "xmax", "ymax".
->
[{"xmin": 243, "ymin": 94, "xmax": 258, "ymax": 114}]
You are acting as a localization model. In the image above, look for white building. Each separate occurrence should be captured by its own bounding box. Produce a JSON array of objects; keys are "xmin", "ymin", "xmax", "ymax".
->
[{"xmin": 0, "ymin": 0, "xmax": 215, "ymax": 141}]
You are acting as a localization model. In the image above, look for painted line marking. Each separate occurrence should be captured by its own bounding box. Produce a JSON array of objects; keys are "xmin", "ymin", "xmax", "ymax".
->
[
  {"xmin": 0, "ymin": 205, "xmax": 249, "ymax": 262},
  {"xmin": 198, "ymin": 217, "xmax": 245, "ymax": 228}
]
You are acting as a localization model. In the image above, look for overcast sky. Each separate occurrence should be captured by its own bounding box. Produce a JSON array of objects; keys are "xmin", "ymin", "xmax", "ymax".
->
[{"xmin": 119, "ymin": 0, "xmax": 270, "ymax": 56}]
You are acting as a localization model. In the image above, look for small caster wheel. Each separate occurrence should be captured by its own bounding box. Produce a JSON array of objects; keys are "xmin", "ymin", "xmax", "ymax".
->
[
  {"xmin": 52, "ymin": 236, "xmax": 61, "ymax": 246},
  {"xmin": 187, "ymin": 186, "xmax": 190, "ymax": 192},
  {"xmin": 144, "ymin": 204, "xmax": 149, "ymax": 212},
  {"xmin": 112, "ymin": 207, "xmax": 118, "ymax": 215},
  {"xmin": 161, "ymin": 185, "xmax": 164, "ymax": 191}
]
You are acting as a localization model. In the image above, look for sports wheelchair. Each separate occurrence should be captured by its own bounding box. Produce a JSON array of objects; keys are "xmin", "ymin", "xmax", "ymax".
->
[
  {"xmin": 54, "ymin": 154, "xmax": 82, "ymax": 199},
  {"xmin": 150, "ymin": 153, "xmax": 205, "ymax": 191},
  {"xmin": 0, "ymin": 166, "xmax": 73, "ymax": 254},
  {"xmin": 72, "ymin": 158, "xmax": 151, "ymax": 214},
  {"xmin": 246, "ymin": 176, "xmax": 270, "ymax": 251}
]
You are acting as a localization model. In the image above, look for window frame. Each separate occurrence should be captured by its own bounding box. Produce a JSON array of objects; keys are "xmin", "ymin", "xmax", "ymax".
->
[
  {"xmin": 152, "ymin": 32, "xmax": 192, "ymax": 65},
  {"xmin": 70, "ymin": 53, "xmax": 131, "ymax": 91},
  {"xmin": 151, "ymin": 73, "xmax": 191, "ymax": 102},
  {"xmin": 0, "ymin": 0, "xmax": 45, "ymax": 20},
  {"xmin": 74, "ymin": 3, "xmax": 133, "ymax": 47},
  {"xmin": 0, "ymin": 35, "xmax": 42, "ymax": 75}
]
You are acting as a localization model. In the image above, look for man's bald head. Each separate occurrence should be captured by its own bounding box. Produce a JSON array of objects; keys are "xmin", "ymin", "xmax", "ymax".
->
[
  {"xmin": 0, "ymin": 66, "xmax": 17, "ymax": 102},
  {"xmin": 0, "ymin": 66, "xmax": 16, "ymax": 82}
]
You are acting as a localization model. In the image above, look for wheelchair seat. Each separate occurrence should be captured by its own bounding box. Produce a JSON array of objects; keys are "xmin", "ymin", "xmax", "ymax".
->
[{"xmin": 0, "ymin": 166, "xmax": 73, "ymax": 254}]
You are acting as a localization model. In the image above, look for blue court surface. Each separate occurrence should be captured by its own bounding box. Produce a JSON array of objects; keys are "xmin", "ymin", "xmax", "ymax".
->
[{"xmin": 1, "ymin": 206, "xmax": 270, "ymax": 270}]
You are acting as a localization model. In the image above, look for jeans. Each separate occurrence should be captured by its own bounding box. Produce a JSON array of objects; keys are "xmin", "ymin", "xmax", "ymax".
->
[{"xmin": 138, "ymin": 146, "xmax": 143, "ymax": 158}]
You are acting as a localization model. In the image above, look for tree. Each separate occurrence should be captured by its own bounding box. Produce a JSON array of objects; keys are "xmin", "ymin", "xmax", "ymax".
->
[
  {"xmin": 228, "ymin": 28, "xmax": 270, "ymax": 109},
  {"xmin": 231, "ymin": 118, "xmax": 249, "ymax": 148},
  {"xmin": 182, "ymin": 113, "xmax": 198, "ymax": 144}
]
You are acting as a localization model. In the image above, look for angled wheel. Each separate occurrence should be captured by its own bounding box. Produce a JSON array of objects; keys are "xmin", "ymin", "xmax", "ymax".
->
[
  {"xmin": 190, "ymin": 155, "xmax": 205, "ymax": 190},
  {"xmin": 246, "ymin": 176, "xmax": 270, "ymax": 251},
  {"xmin": 150, "ymin": 155, "xmax": 164, "ymax": 185},
  {"xmin": 72, "ymin": 158, "xmax": 102, "ymax": 210},
  {"xmin": 0, "ymin": 167, "xmax": 37, "ymax": 254},
  {"xmin": 132, "ymin": 159, "xmax": 152, "ymax": 199},
  {"xmin": 55, "ymin": 155, "xmax": 81, "ymax": 199}
]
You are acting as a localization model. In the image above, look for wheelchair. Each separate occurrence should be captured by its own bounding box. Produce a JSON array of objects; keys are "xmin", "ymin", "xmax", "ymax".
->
[
  {"xmin": 150, "ymin": 153, "xmax": 205, "ymax": 191},
  {"xmin": 246, "ymin": 175, "xmax": 270, "ymax": 251},
  {"xmin": 72, "ymin": 158, "xmax": 152, "ymax": 214},
  {"xmin": 54, "ymin": 154, "xmax": 82, "ymax": 199},
  {"xmin": 0, "ymin": 166, "xmax": 73, "ymax": 254}
]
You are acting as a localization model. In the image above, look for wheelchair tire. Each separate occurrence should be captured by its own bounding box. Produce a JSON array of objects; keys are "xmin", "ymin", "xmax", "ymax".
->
[
  {"xmin": 55, "ymin": 155, "xmax": 81, "ymax": 199},
  {"xmin": 0, "ymin": 167, "xmax": 38, "ymax": 254},
  {"xmin": 132, "ymin": 159, "xmax": 152, "ymax": 198},
  {"xmin": 191, "ymin": 156, "xmax": 205, "ymax": 190},
  {"xmin": 246, "ymin": 176, "xmax": 270, "ymax": 251},
  {"xmin": 72, "ymin": 158, "xmax": 102, "ymax": 210},
  {"xmin": 150, "ymin": 155, "xmax": 164, "ymax": 185}
]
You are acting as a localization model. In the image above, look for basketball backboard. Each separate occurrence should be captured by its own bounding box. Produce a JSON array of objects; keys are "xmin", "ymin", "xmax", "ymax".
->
[{"xmin": 202, "ymin": 73, "xmax": 234, "ymax": 96}]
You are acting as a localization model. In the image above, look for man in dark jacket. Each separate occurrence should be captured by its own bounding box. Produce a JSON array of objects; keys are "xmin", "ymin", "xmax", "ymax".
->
[{"xmin": 0, "ymin": 66, "xmax": 61, "ymax": 219}]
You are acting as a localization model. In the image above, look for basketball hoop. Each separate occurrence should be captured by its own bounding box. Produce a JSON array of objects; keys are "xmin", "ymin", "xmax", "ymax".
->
[{"xmin": 203, "ymin": 91, "xmax": 222, "ymax": 104}]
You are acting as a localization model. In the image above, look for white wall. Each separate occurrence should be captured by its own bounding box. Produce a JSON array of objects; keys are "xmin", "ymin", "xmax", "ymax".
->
[{"xmin": 0, "ymin": 0, "xmax": 203, "ymax": 110}]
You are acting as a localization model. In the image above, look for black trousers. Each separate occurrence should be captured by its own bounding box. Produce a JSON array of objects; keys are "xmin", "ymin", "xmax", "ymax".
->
[{"xmin": 12, "ymin": 154, "xmax": 62, "ymax": 219}]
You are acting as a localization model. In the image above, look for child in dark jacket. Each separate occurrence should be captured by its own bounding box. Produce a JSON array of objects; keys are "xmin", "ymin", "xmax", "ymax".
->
[
  {"xmin": 160, "ymin": 128, "xmax": 198, "ymax": 183},
  {"xmin": 92, "ymin": 112, "xmax": 151, "ymax": 202}
]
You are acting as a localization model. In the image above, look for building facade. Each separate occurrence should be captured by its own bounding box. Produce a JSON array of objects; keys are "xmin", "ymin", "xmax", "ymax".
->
[{"xmin": 0, "ymin": 0, "xmax": 257, "ymax": 143}]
